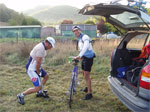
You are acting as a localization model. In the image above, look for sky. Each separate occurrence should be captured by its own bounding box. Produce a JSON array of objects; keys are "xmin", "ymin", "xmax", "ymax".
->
[{"xmin": 0, "ymin": 0, "xmax": 149, "ymax": 12}]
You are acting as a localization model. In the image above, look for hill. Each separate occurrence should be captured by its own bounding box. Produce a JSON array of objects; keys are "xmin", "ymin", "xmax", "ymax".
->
[
  {"xmin": 23, "ymin": 5, "xmax": 92, "ymax": 24},
  {"xmin": 0, "ymin": 4, "xmax": 41, "ymax": 26},
  {"xmin": 0, "ymin": 4, "xmax": 17, "ymax": 22}
]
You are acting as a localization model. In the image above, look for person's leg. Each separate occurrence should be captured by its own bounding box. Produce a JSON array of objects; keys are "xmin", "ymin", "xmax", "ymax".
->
[
  {"xmin": 17, "ymin": 71, "xmax": 42, "ymax": 105},
  {"xmin": 83, "ymin": 71, "xmax": 92, "ymax": 93},
  {"xmin": 36, "ymin": 69, "xmax": 49, "ymax": 98},
  {"xmin": 23, "ymin": 86, "xmax": 42, "ymax": 95},
  {"xmin": 81, "ymin": 59, "xmax": 88, "ymax": 92},
  {"xmin": 36, "ymin": 74, "xmax": 49, "ymax": 97},
  {"xmin": 82, "ymin": 70, "xmax": 93, "ymax": 100},
  {"xmin": 82, "ymin": 58, "xmax": 93, "ymax": 100},
  {"xmin": 41, "ymin": 69, "xmax": 49, "ymax": 85},
  {"xmin": 17, "ymin": 86, "xmax": 42, "ymax": 105},
  {"xmin": 82, "ymin": 70, "xmax": 85, "ymax": 77},
  {"xmin": 42, "ymin": 74, "xmax": 49, "ymax": 85},
  {"xmin": 17, "ymin": 82, "xmax": 41, "ymax": 105}
]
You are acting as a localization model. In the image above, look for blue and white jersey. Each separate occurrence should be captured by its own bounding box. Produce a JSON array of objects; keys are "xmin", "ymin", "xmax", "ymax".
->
[
  {"xmin": 28, "ymin": 42, "xmax": 46, "ymax": 71},
  {"xmin": 78, "ymin": 34, "xmax": 94, "ymax": 58},
  {"xmin": 25, "ymin": 42, "xmax": 47, "ymax": 87}
]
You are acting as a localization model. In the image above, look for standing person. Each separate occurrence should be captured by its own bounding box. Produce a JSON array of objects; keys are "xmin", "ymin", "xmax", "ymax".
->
[
  {"xmin": 72, "ymin": 26, "xmax": 95, "ymax": 100},
  {"xmin": 17, "ymin": 37, "xmax": 55, "ymax": 105}
]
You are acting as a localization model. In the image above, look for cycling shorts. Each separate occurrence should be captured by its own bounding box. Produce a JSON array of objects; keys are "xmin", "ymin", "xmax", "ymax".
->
[
  {"xmin": 81, "ymin": 56, "xmax": 93, "ymax": 72},
  {"xmin": 26, "ymin": 56, "xmax": 47, "ymax": 87}
]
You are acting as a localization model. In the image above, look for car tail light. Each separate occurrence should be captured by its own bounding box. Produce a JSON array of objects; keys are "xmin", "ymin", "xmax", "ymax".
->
[{"xmin": 140, "ymin": 65, "xmax": 150, "ymax": 89}]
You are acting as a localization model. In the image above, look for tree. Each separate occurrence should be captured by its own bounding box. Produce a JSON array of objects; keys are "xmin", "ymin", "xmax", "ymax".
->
[
  {"xmin": 22, "ymin": 18, "xmax": 27, "ymax": 25},
  {"xmin": 97, "ymin": 18, "xmax": 126, "ymax": 35},
  {"xmin": 147, "ymin": 8, "xmax": 150, "ymax": 15},
  {"xmin": 25, "ymin": 16, "xmax": 41, "ymax": 25},
  {"xmin": 84, "ymin": 19, "xmax": 95, "ymax": 25},
  {"xmin": 97, "ymin": 18, "xmax": 105, "ymax": 34},
  {"xmin": 8, "ymin": 12, "xmax": 23, "ymax": 25},
  {"xmin": 84, "ymin": 17, "xmax": 99, "ymax": 25},
  {"xmin": 0, "ymin": 3, "xmax": 41, "ymax": 26},
  {"xmin": 0, "ymin": 4, "xmax": 12, "ymax": 22},
  {"xmin": 61, "ymin": 20, "xmax": 73, "ymax": 24}
]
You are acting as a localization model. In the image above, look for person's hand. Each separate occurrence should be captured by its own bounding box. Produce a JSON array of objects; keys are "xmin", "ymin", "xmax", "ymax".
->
[
  {"xmin": 35, "ymin": 71, "xmax": 42, "ymax": 77},
  {"xmin": 75, "ymin": 56, "xmax": 81, "ymax": 60}
]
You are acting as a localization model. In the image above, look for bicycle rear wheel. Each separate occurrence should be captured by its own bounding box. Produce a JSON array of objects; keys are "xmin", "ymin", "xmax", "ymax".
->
[{"xmin": 69, "ymin": 74, "xmax": 75, "ymax": 108}]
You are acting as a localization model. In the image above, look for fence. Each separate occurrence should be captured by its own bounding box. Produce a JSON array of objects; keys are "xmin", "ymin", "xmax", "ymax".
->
[
  {"xmin": 60, "ymin": 24, "xmax": 97, "ymax": 37},
  {"xmin": 0, "ymin": 25, "xmax": 41, "ymax": 38}
]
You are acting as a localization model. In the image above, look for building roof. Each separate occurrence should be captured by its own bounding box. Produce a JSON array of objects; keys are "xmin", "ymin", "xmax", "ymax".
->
[{"xmin": 0, "ymin": 25, "xmax": 41, "ymax": 29}]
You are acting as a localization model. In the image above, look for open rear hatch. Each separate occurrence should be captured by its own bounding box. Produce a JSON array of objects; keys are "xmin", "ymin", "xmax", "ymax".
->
[{"xmin": 79, "ymin": 4, "xmax": 150, "ymax": 30}]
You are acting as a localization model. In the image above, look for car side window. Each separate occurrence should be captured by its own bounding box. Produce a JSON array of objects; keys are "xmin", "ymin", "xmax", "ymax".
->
[{"xmin": 126, "ymin": 34, "xmax": 147, "ymax": 49}]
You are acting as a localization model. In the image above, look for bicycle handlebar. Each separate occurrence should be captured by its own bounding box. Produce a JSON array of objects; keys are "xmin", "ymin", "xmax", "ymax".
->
[{"xmin": 68, "ymin": 56, "xmax": 79, "ymax": 65}]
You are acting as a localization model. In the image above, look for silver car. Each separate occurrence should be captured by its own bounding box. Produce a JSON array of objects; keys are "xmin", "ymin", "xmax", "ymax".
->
[{"xmin": 80, "ymin": 3, "xmax": 150, "ymax": 112}]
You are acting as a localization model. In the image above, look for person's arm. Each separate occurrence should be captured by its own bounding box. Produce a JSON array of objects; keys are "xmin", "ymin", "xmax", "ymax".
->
[
  {"xmin": 79, "ymin": 40, "xmax": 89, "ymax": 57},
  {"xmin": 75, "ymin": 40, "xmax": 89, "ymax": 59},
  {"xmin": 36, "ymin": 57, "xmax": 42, "ymax": 74}
]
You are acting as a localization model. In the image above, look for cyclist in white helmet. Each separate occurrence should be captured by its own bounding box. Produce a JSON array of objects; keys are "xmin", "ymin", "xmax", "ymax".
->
[
  {"xmin": 72, "ymin": 26, "xmax": 95, "ymax": 100},
  {"xmin": 17, "ymin": 37, "xmax": 55, "ymax": 105}
]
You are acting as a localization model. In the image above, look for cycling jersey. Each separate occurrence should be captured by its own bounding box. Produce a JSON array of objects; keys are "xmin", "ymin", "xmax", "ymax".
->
[
  {"xmin": 30, "ymin": 42, "xmax": 46, "ymax": 61},
  {"xmin": 78, "ymin": 34, "xmax": 94, "ymax": 58}
]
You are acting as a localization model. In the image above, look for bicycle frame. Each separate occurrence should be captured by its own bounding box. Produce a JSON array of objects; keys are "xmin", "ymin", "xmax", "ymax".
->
[
  {"xmin": 128, "ymin": 0, "xmax": 148, "ymax": 13},
  {"xmin": 68, "ymin": 59, "xmax": 79, "ymax": 108}
]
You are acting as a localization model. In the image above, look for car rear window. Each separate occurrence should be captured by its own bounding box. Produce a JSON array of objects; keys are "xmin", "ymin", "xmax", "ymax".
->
[
  {"xmin": 126, "ymin": 34, "xmax": 147, "ymax": 49},
  {"xmin": 111, "ymin": 11, "xmax": 143, "ymax": 25}
]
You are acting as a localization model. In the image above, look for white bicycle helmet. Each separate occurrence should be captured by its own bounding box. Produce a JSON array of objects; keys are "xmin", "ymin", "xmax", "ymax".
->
[
  {"xmin": 46, "ymin": 37, "xmax": 55, "ymax": 48},
  {"xmin": 72, "ymin": 25, "xmax": 81, "ymax": 32}
]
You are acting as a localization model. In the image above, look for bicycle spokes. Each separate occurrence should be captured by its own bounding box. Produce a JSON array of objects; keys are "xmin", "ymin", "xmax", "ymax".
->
[{"xmin": 69, "ymin": 78, "xmax": 75, "ymax": 108}]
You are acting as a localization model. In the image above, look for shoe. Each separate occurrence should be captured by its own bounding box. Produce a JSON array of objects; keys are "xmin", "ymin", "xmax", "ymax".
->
[
  {"xmin": 36, "ymin": 91, "xmax": 44, "ymax": 97},
  {"xmin": 17, "ymin": 94, "xmax": 25, "ymax": 105},
  {"xmin": 80, "ymin": 87, "xmax": 88, "ymax": 93},
  {"xmin": 43, "ymin": 90, "xmax": 49, "ymax": 98},
  {"xmin": 83, "ymin": 93, "xmax": 93, "ymax": 100},
  {"xmin": 36, "ymin": 90, "xmax": 49, "ymax": 98}
]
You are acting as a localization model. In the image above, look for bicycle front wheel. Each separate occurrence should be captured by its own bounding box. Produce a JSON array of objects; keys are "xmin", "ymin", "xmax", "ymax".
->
[{"xmin": 69, "ymin": 74, "xmax": 75, "ymax": 108}]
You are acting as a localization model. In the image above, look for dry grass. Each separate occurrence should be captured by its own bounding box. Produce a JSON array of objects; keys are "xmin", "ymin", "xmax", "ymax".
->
[
  {"xmin": 0, "ymin": 38, "xmax": 145, "ymax": 112},
  {"xmin": 93, "ymin": 39, "xmax": 121, "ymax": 55},
  {"xmin": 0, "ymin": 41, "xmax": 36, "ymax": 64}
]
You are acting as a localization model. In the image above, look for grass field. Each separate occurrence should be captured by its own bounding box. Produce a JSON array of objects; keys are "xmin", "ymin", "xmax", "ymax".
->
[{"xmin": 0, "ymin": 38, "xmax": 133, "ymax": 112}]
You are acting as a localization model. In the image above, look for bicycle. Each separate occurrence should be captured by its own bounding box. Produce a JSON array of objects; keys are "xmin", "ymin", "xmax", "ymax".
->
[
  {"xmin": 128, "ymin": 0, "xmax": 148, "ymax": 13},
  {"xmin": 67, "ymin": 56, "xmax": 79, "ymax": 108}
]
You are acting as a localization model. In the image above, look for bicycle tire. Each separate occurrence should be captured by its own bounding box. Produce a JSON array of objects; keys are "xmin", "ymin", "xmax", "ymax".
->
[{"xmin": 69, "ymin": 72, "xmax": 75, "ymax": 108}]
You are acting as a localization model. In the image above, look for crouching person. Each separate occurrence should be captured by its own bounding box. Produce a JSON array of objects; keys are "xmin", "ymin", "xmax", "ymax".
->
[{"xmin": 17, "ymin": 37, "xmax": 55, "ymax": 105}]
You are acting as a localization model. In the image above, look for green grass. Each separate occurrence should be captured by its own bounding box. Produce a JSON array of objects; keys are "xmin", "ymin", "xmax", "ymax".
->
[
  {"xmin": 0, "ymin": 59, "xmax": 130, "ymax": 112},
  {"xmin": 0, "ymin": 38, "xmax": 131, "ymax": 112},
  {"xmin": 0, "ymin": 37, "xmax": 42, "ymax": 43}
]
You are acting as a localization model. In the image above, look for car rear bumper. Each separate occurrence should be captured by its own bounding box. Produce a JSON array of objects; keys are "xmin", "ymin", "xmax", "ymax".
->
[{"xmin": 108, "ymin": 76, "xmax": 150, "ymax": 112}]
